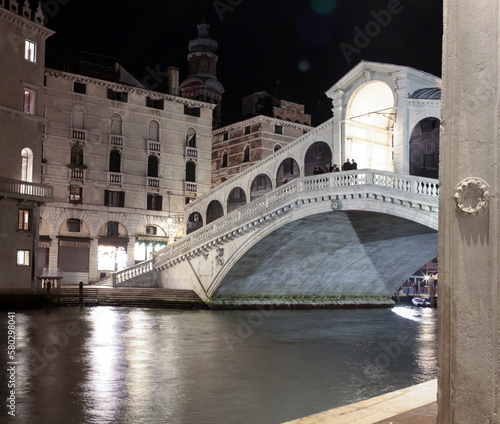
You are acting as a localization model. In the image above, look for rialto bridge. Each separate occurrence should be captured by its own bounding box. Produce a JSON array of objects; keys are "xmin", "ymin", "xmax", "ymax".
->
[
  {"xmin": 114, "ymin": 170, "xmax": 438, "ymax": 307},
  {"xmin": 113, "ymin": 61, "xmax": 441, "ymax": 307}
]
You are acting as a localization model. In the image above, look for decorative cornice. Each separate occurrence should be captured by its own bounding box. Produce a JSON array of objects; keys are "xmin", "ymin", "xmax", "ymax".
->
[
  {"xmin": 0, "ymin": 6, "xmax": 54, "ymax": 38},
  {"xmin": 44, "ymin": 69, "xmax": 216, "ymax": 110},
  {"xmin": 213, "ymin": 115, "xmax": 313, "ymax": 135}
]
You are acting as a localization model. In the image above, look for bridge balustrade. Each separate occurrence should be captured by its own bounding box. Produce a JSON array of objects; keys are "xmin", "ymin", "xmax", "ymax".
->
[
  {"xmin": 154, "ymin": 170, "xmax": 439, "ymax": 265},
  {"xmin": 112, "ymin": 259, "xmax": 153, "ymax": 286}
]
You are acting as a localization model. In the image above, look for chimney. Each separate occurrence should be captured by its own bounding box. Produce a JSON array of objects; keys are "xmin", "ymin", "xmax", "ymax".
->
[{"xmin": 167, "ymin": 67, "xmax": 179, "ymax": 96}]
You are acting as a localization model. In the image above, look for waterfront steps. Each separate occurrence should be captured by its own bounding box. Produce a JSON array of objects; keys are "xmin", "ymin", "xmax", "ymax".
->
[{"xmin": 59, "ymin": 287, "xmax": 206, "ymax": 309}]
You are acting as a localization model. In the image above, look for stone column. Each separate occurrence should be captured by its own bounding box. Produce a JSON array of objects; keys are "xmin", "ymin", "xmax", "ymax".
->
[
  {"xmin": 329, "ymin": 90, "xmax": 344, "ymax": 167},
  {"xmin": 391, "ymin": 70, "xmax": 408, "ymax": 175},
  {"xmin": 438, "ymin": 1, "xmax": 500, "ymax": 423}
]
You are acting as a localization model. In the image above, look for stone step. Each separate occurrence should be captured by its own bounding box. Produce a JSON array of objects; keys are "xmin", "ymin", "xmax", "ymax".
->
[{"xmin": 58, "ymin": 287, "xmax": 204, "ymax": 308}]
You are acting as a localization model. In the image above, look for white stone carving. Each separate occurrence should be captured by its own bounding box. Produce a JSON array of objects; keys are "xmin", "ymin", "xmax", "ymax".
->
[{"xmin": 454, "ymin": 177, "xmax": 489, "ymax": 216}]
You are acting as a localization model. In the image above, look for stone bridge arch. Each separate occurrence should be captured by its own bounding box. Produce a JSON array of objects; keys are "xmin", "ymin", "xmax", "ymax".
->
[{"xmin": 154, "ymin": 171, "xmax": 439, "ymax": 308}]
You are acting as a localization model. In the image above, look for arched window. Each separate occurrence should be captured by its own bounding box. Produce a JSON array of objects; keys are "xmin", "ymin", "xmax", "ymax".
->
[
  {"xmin": 274, "ymin": 144, "xmax": 282, "ymax": 152},
  {"xmin": 186, "ymin": 128, "xmax": 196, "ymax": 148},
  {"xmin": 277, "ymin": 158, "xmax": 300, "ymax": 186},
  {"xmin": 148, "ymin": 120, "xmax": 159, "ymax": 141},
  {"xmin": 186, "ymin": 161, "xmax": 196, "ymax": 182},
  {"xmin": 409, "ymin": 117, "xmax": 440, "ymax": 179},
  {"xmin": 250, "ymin": 174, "xmax": 273, "ymax": 201},
  {"xmin": 147, "ymin": 155, "xmax": 159, "ymax": 177},
  {"xmin": 21, "ymin": 148, "xmax": 33, "ymax": 182},
  {"xmin": 71, "ymin": 144, "xmax": 84, "ymax": 166},
  {"xmin": 187, "ymin": 212, "xmax": 203, "ymax": 234},
  {"xmin": 206, "ymin": 200, "xmax": 224, "ymax": 224},
  {"xmin": 243, "ymin": 145, "xmax": 250, "ymax": 162},
  {"xmin": 110, "ymin": 114, "xmax": 122, "ymax": 135},
  {"xmin": 227, "ymin": 187, "xmax": 247, "ymax": 213},
  {"xmin": 222, "ymin": 151, "xmax": 228, "ymax": 168},
  {"xmin": 109, "ymin": 150, "xmax": 121, "ymax": 173},
  {"xmin": 304, "ymin": 142, "xmax": 332, "ymax": 176}
]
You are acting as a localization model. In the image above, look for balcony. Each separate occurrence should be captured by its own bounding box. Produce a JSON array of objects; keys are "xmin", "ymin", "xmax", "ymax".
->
[
  {"xmin": 110, "ymin": 134, "xmax": 124, "ymax": 147},
  {"xmin": 108, "ymin": 172, "xmax": 123, "ymax": 185},
  {"xmin": 148, "ymin": 140, "xmax": 161, "ymax": 154},
  {"xmin": 69, "ymin": 168, "xmax": 85, "ymax": 180},
  {"xmin": 71, "ymin": 128, "xmax": 87, "ymax": 141},
  {"xmin": 185, "ymin": 146, "xmax": 198, "ymax": 158},
  {"xmin": 0, "ymin": 177, "xmax": 54, "ymax": 203},
  {"xmin": 147, "ymin": 177, "xmax": 160, "ymax": 188},
  {"xmin": 185, "ymin": 182, "xmax": 197, "ymax": 193}
]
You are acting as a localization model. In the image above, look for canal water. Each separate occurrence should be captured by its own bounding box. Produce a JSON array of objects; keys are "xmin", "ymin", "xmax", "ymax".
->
[{"xmin": 1, "ymin": 306, "xmax": 436, "ymax": 424}]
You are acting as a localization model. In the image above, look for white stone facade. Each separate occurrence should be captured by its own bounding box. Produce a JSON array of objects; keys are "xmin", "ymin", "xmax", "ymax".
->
[{"xmin": 40, "ymin": 70, "xmax": 214, "ymax": 284}]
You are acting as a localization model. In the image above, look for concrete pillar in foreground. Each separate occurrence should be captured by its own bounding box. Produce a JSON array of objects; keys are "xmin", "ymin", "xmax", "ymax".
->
[{"xmin": 438, "ymin": 0, "xmax": 500, "ymax": 423}]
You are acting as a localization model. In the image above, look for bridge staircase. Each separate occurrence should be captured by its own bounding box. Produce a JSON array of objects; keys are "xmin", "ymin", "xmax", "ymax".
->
[{"xmin": 59, "ymin": 286, "xmax": 206, "ymax": 309}]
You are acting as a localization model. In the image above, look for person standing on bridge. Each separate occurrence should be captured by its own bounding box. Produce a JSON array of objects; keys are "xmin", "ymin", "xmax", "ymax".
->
[
  {"xmin": 351, "ymin": 159, "xmax": 358, "ymax": 170},
  {"xmin": 342, "ymin": 159, "xmax": 351, "ymax": 171}
]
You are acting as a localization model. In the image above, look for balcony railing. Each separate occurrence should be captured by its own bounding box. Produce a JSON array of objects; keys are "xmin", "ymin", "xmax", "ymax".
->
[
  {"xmin": 71, "ymin": 128, "xmax": 87, "ymax": 141},
  {"xmin": 108, "ymin": 172, "xmax": 123, "ymax": 184},
  {"xmin": 0, "ymin": 177, "xmax": 53, "ymax": 201},
  {"xmin": 148, "ymin": 140, "xmax": 161, "ymax": 154},
  {"xmin": 185, "ymin": 146, "xmax": 198, "ymax": 158},
  {"xmin": 69, "ymin": 168, "xmax": 84, "ymax": 180},
  {"xmin": 185, "ymin": 182, "xmax": 197, "ymax": 193},
  {"xmin": 110, "ymin": 134, "xmax": 124, "ymax": 147},
  {"xmin": 147, "ymin": 177, "xmax": 160, "ymax": 188}
]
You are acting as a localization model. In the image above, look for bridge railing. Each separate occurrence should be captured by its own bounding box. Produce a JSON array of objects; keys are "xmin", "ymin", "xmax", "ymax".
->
[
  {"xmin": 155, "ymin": 170, "xmax": 438, "ymax": 263},
  {"xmin": 112, "ymin": 259, "xmax": 153, "ymax": 287}
]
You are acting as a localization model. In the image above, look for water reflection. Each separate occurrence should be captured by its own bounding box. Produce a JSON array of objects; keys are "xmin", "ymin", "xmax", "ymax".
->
[{"xmin": 0, "ymin": 307, "xmax": 436, "ymax": 424}]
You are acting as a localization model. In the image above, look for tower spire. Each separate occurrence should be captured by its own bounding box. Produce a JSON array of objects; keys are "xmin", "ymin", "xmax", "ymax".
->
[{"xmin": 180, "ymin": 20, "xmax": 225, "ymax": 129}]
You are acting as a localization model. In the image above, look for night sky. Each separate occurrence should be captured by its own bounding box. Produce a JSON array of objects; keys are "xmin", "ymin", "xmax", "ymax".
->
[{"xmin": 40, "ymin": 0, "xmax": 443, "ymax": 126}]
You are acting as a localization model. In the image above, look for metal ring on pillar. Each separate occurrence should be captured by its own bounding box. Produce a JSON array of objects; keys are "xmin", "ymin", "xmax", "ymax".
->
[{"xmin": 454, "ymin": 177, "xmax": 489, "ymax": 216}]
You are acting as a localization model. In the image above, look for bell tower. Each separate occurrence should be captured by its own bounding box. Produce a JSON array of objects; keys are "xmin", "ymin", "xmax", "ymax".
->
[{"xmin": 180, "ymin": 20, "xmax": 225, "ymax": 129}]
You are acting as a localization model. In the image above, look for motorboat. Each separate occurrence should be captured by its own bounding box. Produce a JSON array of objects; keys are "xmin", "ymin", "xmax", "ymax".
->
[{"xmin": 412, "ymin": 297, "xmax": 431, "ymax": 307}]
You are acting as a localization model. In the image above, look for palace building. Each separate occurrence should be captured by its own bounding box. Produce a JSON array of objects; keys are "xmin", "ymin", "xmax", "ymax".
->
[{"xmin": 0, "ymin": 1, "xmax": 54, "ymax": 289}]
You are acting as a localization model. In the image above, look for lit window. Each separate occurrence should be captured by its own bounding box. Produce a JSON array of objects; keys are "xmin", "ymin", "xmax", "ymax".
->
[
  {"xmin": 23, "ymin": 89, "xmax": 35, "ymax": 114},
  {"xmin": 18, "ymin": 209, "xmax": 32, "ymax": 231},
  {"xmin": 69, "ymin": 186, "xmax": 82, "ymax": 203},
  {"xmin": 25, "ymin": 40, "xmax": 36, "ymax": 62},
  {"xmin": 21, "ymin": 148, "xmax": 33, "ymax": 182},
  {"xmin": 17, "ymin": 250, "xmax": 30, "ymax": 266}
]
